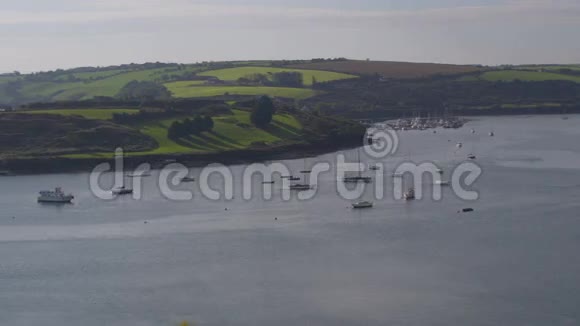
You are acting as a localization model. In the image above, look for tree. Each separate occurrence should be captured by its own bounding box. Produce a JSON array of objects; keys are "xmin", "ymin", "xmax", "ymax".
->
[
  {"xmin": 251, "ymin": 96, "xmax": 275, "ymax": 127},
  {"xmin": 201, "ymin": 115, "xmax": 214, "ymax": 132},
  {"xmin": 117, "ymin": 80, "xmax": 171, "ymax": 101},
  {"xmin": 271, "ymin": 72, "xmax": 303, "ymax": 87}
]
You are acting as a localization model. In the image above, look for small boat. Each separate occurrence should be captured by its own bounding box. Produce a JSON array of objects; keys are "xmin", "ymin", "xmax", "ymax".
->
[
  {"xmin": 262, "ymin": 181, "xmax": 275, "ymax": 184},
  {"xmin": 127, "ymin": 172, "xmax": 151, "ymax": 178},
  {"xmin": 289, "ymin": 177, "xmax": 300, "ymax": 181},
  {"xmin": 300, "ymin": 170, "xmax": 312, "ymax": 174},
  {"xmin": 489, "ymin": 131, "xmax": 495, "ymax": 137},
  {"xmin": 112, "ymin": 186, "xmax": 133, "ymax": 195},
  {"xmin": 436, "ymin": 169, "xmax": 444, "ymax": 174},
  {"xmin": 471, "ymin": 129, "xmax": 476, "ymax": 134},
  {"xmin": 369, "ymin": 165, "xmax": 380, "ymax": 171},
  {"xmin": 352, "ymin": 201, "xmax": 373, "ymax": 209},
  {"xmin": 392, "ymin": 172, "xmax": 404, "ymax": 178},
  {"xmin": 459, "ymin": 208, "xmax": 475, "ymax": 213},
  {"xmin": 343, "ymin": 176, "xmax": 372, "ymax": 183},
  {"xmin": 344, "ymin": 149, "xmax": 372, "ymax": 183},
  {"xmin": 289, "ymin": 184, "xmax": 312, "ymax": 191},
  {"xmin": 180, "ymin": 176, "xmax": 195, "ymax": 183},
  {"xmin": 404, "ymin": 188, "xmax": 415, "ymax": 201},
  {"xmin": 468, "ymin": 154, "xmax": 477, "ymax": 160},
  {"xmin": 38, "ymin": 187, "xmax": 74, "ymax": 203},
  {"xmin": 436, "ymin": 180, "xmax": 450, "ymax": 186},
  {"xmin": 456, "ymin": 142, "xmax": 463, "ymax": 149}
]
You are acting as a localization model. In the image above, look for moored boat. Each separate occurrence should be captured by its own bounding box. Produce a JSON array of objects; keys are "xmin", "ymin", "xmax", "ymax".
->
[
  {"xmin": 352, "ymin": 201, "xmax": 373, "ymax": 209},
  {"xmin": 404, "ymin": 188, "xmax": 415, "ymax": 201},
  {"xmin": 38, "ymin": 187, "xmax": 74, "ymax": 203},
  {"xmin": 112, "ymin": 186, "xmax": 133, "ymax": 195}
]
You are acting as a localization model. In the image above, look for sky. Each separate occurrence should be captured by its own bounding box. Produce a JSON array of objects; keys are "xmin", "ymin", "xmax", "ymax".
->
[{"xmin": 1, "ymin": 0, "xmax": 579, "ymax": 72}]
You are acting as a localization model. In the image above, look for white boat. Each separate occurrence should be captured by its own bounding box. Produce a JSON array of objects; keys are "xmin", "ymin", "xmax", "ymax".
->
[
  {"xmin": 38, "ymin": 187, "xmax": 74, "ymax": 203},
  {"xmin": 436, "ymin": 180, "xmax": 450, "ymax": 186},
  {"xmin": 352, "ymin": 201, "xmax": 373, "ymax": 209},
  {"xmin": 112, "ymin": 186, "xmax": 133, "ymax": 195},
  {"xmin": 404, "ymin": 188, "xmax": 416, "ymax": 201},
  {"xmin": 489, "ymin": 131, "xmax": 495, "ymax": 137}
]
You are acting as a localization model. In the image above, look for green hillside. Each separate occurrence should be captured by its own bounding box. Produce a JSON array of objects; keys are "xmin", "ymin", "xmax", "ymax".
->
[
  {"xmin": 198, "ymin": 66, "xmax": 357, "ymax": 85},
  {"xmin": 165, "ymin": 82, "xmax": 318, "ymax": 99}
]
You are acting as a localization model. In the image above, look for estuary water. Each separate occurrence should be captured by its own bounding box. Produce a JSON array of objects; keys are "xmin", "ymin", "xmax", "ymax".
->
[{"xmin": 1, "ymin": 115, "xmax": 580, "ymax": 326}]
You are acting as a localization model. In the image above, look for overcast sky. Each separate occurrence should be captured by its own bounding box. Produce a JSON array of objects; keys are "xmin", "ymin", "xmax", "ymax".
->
[{"xmin": 1, "ymin": 0, "xmax": 579, "ymax": 72}]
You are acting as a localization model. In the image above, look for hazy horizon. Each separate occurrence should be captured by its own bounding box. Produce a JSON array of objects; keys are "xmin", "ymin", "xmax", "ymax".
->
[{"xmin": 2, "ymin": 0, "xmax": 580, "ymax": 73}]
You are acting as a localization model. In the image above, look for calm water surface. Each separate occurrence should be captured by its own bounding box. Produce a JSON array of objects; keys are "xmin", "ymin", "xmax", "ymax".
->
[{"xmin": 1, "ymin": 115, "xmax": 580, "ymax": 326}]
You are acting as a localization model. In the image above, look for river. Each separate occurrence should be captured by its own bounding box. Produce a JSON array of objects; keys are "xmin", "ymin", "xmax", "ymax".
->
[{"xmin": 1, "ymin": 115, "xmax": 580, "ymax": 326}]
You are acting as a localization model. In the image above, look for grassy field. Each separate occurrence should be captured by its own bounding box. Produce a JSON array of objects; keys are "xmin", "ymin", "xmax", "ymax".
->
[
  {"xmin": 474, "ymin": 70, "xmax": 580, "ymax": 83},
  {"xmin": 134, "ymin": 109, "xmax": 302, "ymax": 155},
  {"xmin": 198, "ymin": 66, "xmax": 356, "ymax": 85},
  {"xmin": 165, "ymin": 82, "xmax": 319, "ymax": 99},
  {"xmin": 52, "ymin": 108, "xmax": 303, "ymax": 157},
  {"xmin": 0, "ymin": 65, "xmax": 204, "ymax": 102},
  {"xmin": 22, "ymin": 108, "xmax": 138, "ymax": 120},
  {"xmin": 515, "ymin": 65, "xmax": 580, "ymax": 72},
  {"xmin": 287, "ymin": 60, "xmax": 482, "ymax": 79}
]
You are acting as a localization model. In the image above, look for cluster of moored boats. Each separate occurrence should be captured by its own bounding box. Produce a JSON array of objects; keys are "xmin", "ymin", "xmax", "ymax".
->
[{"xmin": 387, "ymin": 117, "xmax": 466, "ymax": 131}]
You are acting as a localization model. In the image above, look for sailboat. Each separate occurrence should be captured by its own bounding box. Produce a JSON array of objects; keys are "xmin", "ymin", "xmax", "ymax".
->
[
  {"xmin": 343, "ymin": 149, "xmax": 372, "ymax": 183},
  {"xmin": 290, "ymin": 157, "xmax": 313, "ymax": 191},
  {"xmin": 112, "ymin": 175, "xmax": 133, "ymax": 195},
  {"xmin": 404, "ymin": 188, "xmax": 415, "ymax": 201}
]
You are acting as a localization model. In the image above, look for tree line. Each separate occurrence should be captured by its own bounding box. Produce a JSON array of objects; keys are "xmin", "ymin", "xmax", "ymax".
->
[{"xmin": 168, "ymin": 115, "xmax": 214, "ymax": 140}]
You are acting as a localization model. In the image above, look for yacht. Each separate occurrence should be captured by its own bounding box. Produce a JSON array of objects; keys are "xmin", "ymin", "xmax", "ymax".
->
[
  {"xmin": 38, "ymin": 187, "xmax": 74, "ymax": 203},
  {"xmin": 352, "ymin": 201, "xmax": 373, "ymax": 209},
  {"xmin": 404, "ymin": 188, "xmax": 416, "ymax": 201},
  {"xmin": 289, "ymin": 184, "xmax": 312, "ymax": 191},
  {"xmin": 343, "ymin": 176, "xmax": 373, "ymax": 183},
  {"xmin": 112, "ymin": 186, "xmax": 133, "ymax": 195},
  {"xmin": 343, "ymin": 149, "xmax": 372, "ymax": 184},
  {"xmin": 127, "ymin": 172, "xmax": 151, "ymax": 178}
]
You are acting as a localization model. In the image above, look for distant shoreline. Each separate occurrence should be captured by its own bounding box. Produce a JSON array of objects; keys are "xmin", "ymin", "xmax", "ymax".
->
[{"xmin": 0, "ymin": 138, "xmax": 362, "ymax": 176}]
